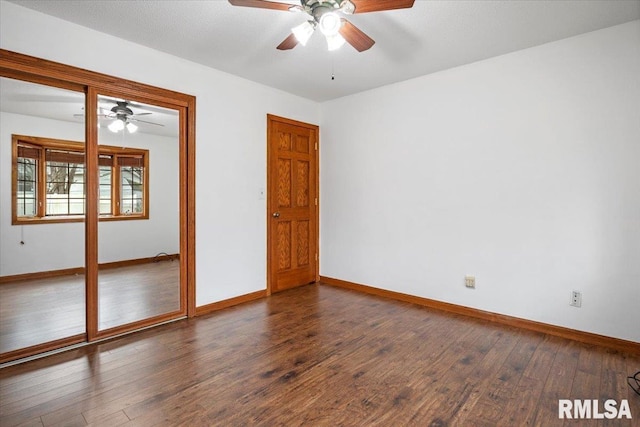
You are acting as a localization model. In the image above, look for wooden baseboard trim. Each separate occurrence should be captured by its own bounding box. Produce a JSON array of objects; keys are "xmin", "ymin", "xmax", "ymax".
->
[
  {"xmin": 0, "ymin": 254, "xmax": 180, "ymax": 284},
  {"xmin": 320, "ymin": 276, "xmax": 640, "ymax": 354},
  {"xmin": 0, "ymin": 267, "xmax": 84, "ymax": 284},
  {"xmin": 195, "ymin": 290, "xmax": 267, "ymax": 316},
  {"xmin": 0, "ymin": 334, "xmax": 86, "ymax": 365},
  {"xmin": 99, "ymin": 253, "xmax": 179, "ymax": 270}
]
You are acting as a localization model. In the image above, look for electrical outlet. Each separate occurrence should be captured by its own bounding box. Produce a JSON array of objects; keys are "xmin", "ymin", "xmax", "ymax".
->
[
  {"xmin": 570, "ymin": 290, "xmax": 582, "ymax": 307},
  {"xmin": 465, "ymin": 275, "xmax": 475, "ymax": 289}
]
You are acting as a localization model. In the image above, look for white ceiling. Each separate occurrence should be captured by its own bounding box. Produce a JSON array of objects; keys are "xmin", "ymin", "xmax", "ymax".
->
[{"xmin": 6, "ymin": 0, "xmax": 640, "ymax": 102}]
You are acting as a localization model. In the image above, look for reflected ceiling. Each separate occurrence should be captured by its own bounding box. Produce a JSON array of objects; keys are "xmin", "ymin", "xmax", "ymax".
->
[{"xmin": 0, "ymin": 78, "xmax": 179, "ymax": 137}]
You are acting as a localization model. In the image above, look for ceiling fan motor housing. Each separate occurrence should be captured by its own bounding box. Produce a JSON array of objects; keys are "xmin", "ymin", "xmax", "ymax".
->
[
  {"xmin": 111, "ymin": 101, "xmax": 134, "ymax": 116},
  {"xmin": 303, "ymin": 0, "xmax": 342, "ymax": 9},
  {"xmin": 303, "ymin": 0, "xmax": 350, "ymax": 20}
]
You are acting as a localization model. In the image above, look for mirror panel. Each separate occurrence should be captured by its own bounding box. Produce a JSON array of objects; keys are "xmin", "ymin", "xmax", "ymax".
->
[
  {"xmin": 0, "ymin": 50, "xmax": 194, "ymax": 362},
  {"xmin": 0, "ymin": 77, "xmax": 86, "ymax": 355},
  {"xmin": 96, "ymin": 95, "xmax": 181, "ymax": 331}
]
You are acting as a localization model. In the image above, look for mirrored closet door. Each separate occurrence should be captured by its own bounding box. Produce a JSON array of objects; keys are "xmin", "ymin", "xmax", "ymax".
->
[
  {"xmin": 1, "ymin": 50, "xmax": 194, "ymax": 364},
  {"xmin": 95, "ymin": 94, "xmax": 182, "ymax": 333},
  {"xmin": 0, "ymin": 77, "xmax": 87, "ymax": 360}
]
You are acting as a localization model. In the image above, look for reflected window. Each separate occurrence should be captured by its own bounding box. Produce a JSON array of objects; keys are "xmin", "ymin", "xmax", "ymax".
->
[
  {"xmin": 99, "ymin": 156, "xmax": 113, "ymax": 215},
  {"xmin": 120, "ymin": 161, "xmax": 144, "ymax": 215},
  {"xmin": 46, "ymin": 150, "xmax": 86, "ymax": 216},
  {"xmin": 16, "ymin": 153, "xmax": 38, "ymax": 217},
  {"xmin": 12, "ymin": 135, "xmax": 149, "ymax": 224}
]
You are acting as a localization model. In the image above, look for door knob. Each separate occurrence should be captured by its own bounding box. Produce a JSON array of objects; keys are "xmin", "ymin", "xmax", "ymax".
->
[{"xmin": 272, "ymin": 212, "xmax": 280, "ymax": 218}]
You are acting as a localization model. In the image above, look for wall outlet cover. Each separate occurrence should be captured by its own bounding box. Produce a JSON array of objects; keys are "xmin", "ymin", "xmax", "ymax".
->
[
  {"xmin": 465, "ymin": 275, "xmax": 476, "ymax": 289},
  {"xmin": 570, "ymin": 290, "xmax": 582, "ymax": 307}
]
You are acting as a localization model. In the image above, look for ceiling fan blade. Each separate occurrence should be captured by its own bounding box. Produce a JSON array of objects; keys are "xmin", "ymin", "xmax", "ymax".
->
[
  {"xmin": 351, "ymin": 0, "xmax": 415, "ymax": 13},
  {"xmin": 74, "ymin": 107, "xmax": 112, "ymax": 116},
  {"xmin": 129, "ymin": 118, "xmax": 164, "ymax": 127},
  {"xmin": 130, "ymin": 112, "xmax": 153, "ymax": 116},
  {"xmin": 277, "ymin": 33, "xmax": 299, "ymax": 50},
  {"xmin": 339, "ymin": 19, "xmax": 375, "ymax": 52},
  {"xmin": 228, "ymin": 0, "xmax": 293, "ymax": 11},
  {"xmin": 99, "ymin": 97, "xmax": 177, "ymax": 115}
]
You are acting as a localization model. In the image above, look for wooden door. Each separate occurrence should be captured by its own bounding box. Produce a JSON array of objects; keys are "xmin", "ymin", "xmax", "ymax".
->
[{"xmin": 267, "ymin": 115, "xmax": 319, "ymax": 293}]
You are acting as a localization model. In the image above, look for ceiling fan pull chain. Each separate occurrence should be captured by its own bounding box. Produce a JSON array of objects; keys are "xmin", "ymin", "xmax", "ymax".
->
[{"xmin": 331, "ymin": 56, "xmax": 336, "ymax": 80}]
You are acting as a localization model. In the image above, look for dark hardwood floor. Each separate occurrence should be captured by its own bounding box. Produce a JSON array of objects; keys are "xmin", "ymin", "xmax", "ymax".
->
[
  {"xmin": 0, "ymin": 261, "xmax": 180, "ymax": 354},
  {"xmin": 1, "ymin": 284, "xmax": 638, "ymax": 426},
  {"xmin": 0, "ymin": 273, "xmax": 85, "ymax": 354}
]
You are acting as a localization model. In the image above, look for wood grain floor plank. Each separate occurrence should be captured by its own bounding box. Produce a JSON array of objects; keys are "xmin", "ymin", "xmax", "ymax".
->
[
  {"xmin": 12, "ymin": 417, "xmax": 44, "ymax": 427},
  {"xmin": 458, "ymin": 331, "xmax": 543, "ymax": 425},
  {"xmin": 449, "ymin": 329, "xmax": 521, "ymax": 425},
  {"xmin": 530, "ymin": 339, "xmax": 582, "ymax": 426},
  {"xmin": 491, "ymin": 333, "xmax": 560, "ymax": 426},
  {"xmin": 399, "ymin": 328, "xmax": 506, "ymax": 426},
  {"xmin": 570, "ymin": 344, "xmax": 604, "ymax": 400},
  {"xmin": 598, "ymin": 349, "xmax": 631, "ymax": 427},
  {"xmin": 43, "ymin": 412, "xmax": 86, "ymax": 427},
  {"xmin": 625, "ymin": 356, "xmax": 640, "ymax": 425},
  {"xmin": 84, "ymin": 409, "xmax": 130, "ymax": 427}
]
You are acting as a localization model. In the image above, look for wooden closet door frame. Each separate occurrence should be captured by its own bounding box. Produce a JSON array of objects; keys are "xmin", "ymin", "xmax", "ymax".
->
[
  {"xmin": 0, "ymin": 49, "xmax": 196, "ymax": 362},
  {"xmin": 89, "ymin": 88, "xmax": 190, "ymax": 340},
  {"xmin": 266, "ymin": 114, "xmax": 320, "ymax": 295}
]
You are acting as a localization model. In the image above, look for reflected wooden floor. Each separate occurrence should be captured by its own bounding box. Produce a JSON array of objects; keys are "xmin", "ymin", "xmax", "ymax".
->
[
  {"xmin": 98, "ymin": 261, "xmax": 180, "ymax": 330},
  {"xmin": 0, "ymin": 261, "xmax": 180, "ymax": 354},
  {"xmin": 1, "ymin": 284, "xmax": 638, "ymax": 426}
]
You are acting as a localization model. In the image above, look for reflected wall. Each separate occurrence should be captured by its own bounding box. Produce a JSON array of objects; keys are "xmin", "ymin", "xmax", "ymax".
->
[{"xmin": 0, "ymin": 77, "xmax": 86, "ymax": 354}]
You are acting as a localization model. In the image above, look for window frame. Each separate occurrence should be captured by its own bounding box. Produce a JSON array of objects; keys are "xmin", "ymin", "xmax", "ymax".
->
[
  {"xmin": 15, "ymin": 150, "xmax": 38, "ymax": 218},
  {"xmin": 11, "ymin": 134, "xmax": 149, "ymax": 225}
]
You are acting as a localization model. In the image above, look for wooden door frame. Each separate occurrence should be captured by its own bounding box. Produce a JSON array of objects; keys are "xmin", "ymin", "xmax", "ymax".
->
[
  {"xmin": 0, "ymin": 49, "xmax": 196, "ymax": 362},
  {"xmin": 266, "ymin": 114, "xmax": 319, "ymax": 295}
]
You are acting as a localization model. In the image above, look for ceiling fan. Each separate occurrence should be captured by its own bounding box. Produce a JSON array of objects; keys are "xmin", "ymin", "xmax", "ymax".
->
[
  {"xmin": 76, "ymin": 99, "xmax": 164, "ymax": 133},
  {"xmin": 228, "ymin": 0, "xmax": 415, "ymax": 52},
  {"xmin": 101, "ymin": 100, "xmax": 165, "ymax": 133}
]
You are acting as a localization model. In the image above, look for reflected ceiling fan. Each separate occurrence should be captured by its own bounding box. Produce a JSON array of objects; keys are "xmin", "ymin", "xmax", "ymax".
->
[
  {"xmin": 101, "ymin": 100, "xmax": 164, "ymax": 133},
  {"xmin": 228, "ymin": 0, "xmax": 415, "ymax": 52},
  {"xmin": 75, "ymin": 99, "xmax": 164, "ymax": 133}
]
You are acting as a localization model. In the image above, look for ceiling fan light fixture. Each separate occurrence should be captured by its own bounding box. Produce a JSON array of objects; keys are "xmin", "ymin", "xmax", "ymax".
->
[
  {"xmin": 108, "ymin": 119, "xmax": 125, "ymax": 133},
  {"xmin": 326, "ymin": 33, "xmax": 345, "ymax": 51},
  {"xmin": 319, "ymin": 12, "xmax": 341, "ymax": 36},
  {"xmin": 126, "ymin": 122, "xmax": 138, "ymax": 133},
  {"xmin": 292, "ymin": 21, "xmax": 315, "ymax": 46},
  {"xmin": 339, "ymin": 0, "xmax": 355, "ymax": 14}
]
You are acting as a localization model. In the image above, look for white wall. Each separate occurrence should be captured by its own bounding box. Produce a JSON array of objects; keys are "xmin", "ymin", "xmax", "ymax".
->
[
  {"xmin": 0, "ymin": 1, "xmax": 320, "ymax": 305},
  {"xmin": 97, "ymin": 126, "xmax": 180, "ymax": 265},
  {"xmin": 320, "ymin": 21, "xmax": 640, "ymax": 342},
  {"xmin": 0, "ymin": 112, "xmax": 85, "ymax": 275},
  {"xmin": 0, "ymin": 110, "xmax": 180, "ymax": 275}
]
